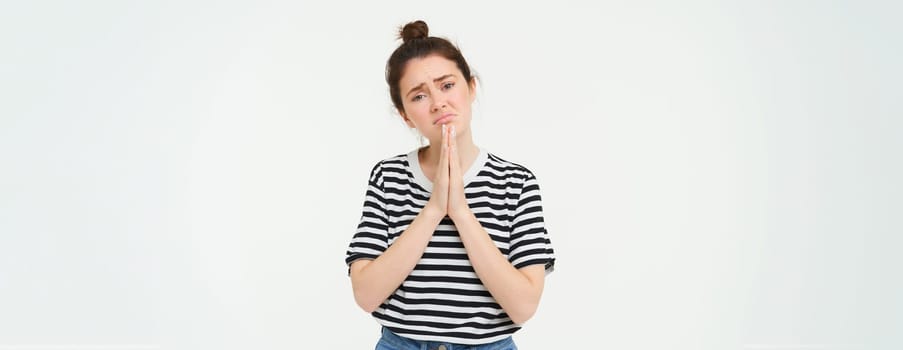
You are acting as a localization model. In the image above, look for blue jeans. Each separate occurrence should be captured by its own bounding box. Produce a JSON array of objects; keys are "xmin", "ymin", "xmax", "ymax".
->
[{"xmin": 376, "ymin": 327, "xmax": 518, "ymax": 350}]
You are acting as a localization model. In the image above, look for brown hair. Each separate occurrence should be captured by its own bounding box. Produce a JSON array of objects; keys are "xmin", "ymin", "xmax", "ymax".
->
[{"xmin": 386, "ymin": 20, "xmax": 475, "ymax": 114}]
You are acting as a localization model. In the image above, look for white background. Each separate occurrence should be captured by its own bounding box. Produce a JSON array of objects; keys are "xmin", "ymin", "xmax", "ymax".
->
[{"xmin": 1, "ymin": 1, "xmax": 901, "ymax": 349}]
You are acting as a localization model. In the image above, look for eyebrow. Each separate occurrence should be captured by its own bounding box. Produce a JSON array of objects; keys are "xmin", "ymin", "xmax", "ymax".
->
[{"xmin": 405, "ymin": 74, "xmax": 456, "ymax": 97}]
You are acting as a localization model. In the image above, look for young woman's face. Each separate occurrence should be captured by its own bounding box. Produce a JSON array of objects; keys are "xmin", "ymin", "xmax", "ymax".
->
[{"xmin": 398, "ymin": 54, "xmax": 476, "ymax": 144}]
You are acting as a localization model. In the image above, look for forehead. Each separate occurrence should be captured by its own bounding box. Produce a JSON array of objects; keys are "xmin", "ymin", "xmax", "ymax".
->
[{"xmin": 399, "ymin": 55, "xmax": 462, "ymax": 91}]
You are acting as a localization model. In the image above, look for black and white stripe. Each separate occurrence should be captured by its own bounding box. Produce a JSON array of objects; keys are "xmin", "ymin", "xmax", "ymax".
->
[{"xmin": 345, "ymin": 147, "xmax": 555, "ymax": 345}]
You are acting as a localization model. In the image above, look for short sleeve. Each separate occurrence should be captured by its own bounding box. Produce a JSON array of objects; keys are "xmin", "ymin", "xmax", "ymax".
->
[
  {"xmin": 344, "ymin": 162, "xmax": 390, "ymax": 274},
  {"xmin": 508, "ymin": 172, "xmax": 556, "ymax": 273}
]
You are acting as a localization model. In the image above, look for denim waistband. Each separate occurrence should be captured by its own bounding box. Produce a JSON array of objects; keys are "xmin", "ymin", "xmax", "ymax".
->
[{"xmin": 378, "ymin": 327, "xmax": 517, "ymax": 350}]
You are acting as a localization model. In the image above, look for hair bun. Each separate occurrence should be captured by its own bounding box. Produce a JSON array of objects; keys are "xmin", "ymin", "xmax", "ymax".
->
[{"xmin": 399, "ymin": 20, "xmax": 429, "ymax": 43}]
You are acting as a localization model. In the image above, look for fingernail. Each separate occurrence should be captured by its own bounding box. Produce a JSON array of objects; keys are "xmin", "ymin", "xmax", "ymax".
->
[
  {"xmin": 442, "ymin": 124, "xmax": 446, "ymax": 135},
  {"xmin": 451, "ymin": 126, "xmax": 456, "ymax": 138}
]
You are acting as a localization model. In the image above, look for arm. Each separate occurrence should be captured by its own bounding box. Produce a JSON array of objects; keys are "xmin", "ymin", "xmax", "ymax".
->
[
  {"xmin": 350, "ymin": 206, "xmax": 444, "ymax": 313},
  {"xmin": 444, "ymin": 126, "xmax": 546, "ymax": 324},
  {"xmin": 350, "ymin": 126, "xmax": 453, "ymax": 313},
  {"xmin": 451, "ymin": 210, "xmax": 546, "ymax": 325}
]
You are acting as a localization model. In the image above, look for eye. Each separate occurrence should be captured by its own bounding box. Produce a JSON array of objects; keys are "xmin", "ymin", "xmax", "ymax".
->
[
  {"xmin": 411, "ymin": 93, "xmax": 426, "ymax": 102},
  {"xmin": 442, "ymin": 82, "xmax": 455, "ymax": 90}
]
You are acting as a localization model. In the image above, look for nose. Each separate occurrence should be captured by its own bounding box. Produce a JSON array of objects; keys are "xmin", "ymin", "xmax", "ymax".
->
[{"xmin": 430, "ymin": 96, "xmax": 446, "ymax": 113}]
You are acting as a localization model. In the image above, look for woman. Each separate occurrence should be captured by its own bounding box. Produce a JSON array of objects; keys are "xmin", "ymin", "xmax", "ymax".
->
[{"xmin": 345, "ymin": 20, "xmax": 556, "ymax": 350}]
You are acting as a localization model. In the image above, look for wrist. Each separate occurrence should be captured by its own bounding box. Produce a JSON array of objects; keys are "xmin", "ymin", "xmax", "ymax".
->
[
  {"xmin": 448, "ymin": 207, "xmax": 474, "ymax": 223},
  {"xmin": 421, "ymin": 204, "xmax": 447, "ymax": 222}
]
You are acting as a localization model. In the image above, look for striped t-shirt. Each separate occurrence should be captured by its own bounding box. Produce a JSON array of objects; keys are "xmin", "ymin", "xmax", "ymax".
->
[{"xmin": 345, "ymin": 147, "xmax": 556, "ymax": 345}]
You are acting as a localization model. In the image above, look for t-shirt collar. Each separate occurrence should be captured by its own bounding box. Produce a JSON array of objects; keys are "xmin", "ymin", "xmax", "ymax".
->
[{"xmin": 407, "ymin": 146, "xmax": 488, "ymax": 192}]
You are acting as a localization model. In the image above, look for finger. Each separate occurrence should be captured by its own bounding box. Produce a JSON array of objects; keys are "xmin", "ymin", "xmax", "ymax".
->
[
  {"xmin": 439, "ymin": 124, "xmax": 446, "ymax": 158},
  {"xmin": 437, "ymin": 124, "xmax": 449, "ymax": 182},
  {"xmin": 449, "ymin": 125, "xmax": 460, "ymax": 178}
]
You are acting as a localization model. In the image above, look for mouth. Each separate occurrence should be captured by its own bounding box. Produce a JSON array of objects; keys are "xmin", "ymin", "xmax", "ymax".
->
[{"xmin": 434, "ymin": 114, "xmax": 455, "ymax": 125}]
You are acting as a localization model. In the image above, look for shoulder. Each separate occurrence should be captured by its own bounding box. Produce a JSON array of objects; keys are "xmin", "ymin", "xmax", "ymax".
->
[
  {"xmin": 485, "ymin": 152, "xmax": 539, "ymax": 182},
  {"xmin": 369, "ymin": 152, "xmax": 408, "ymax": 172},
  {"xmin": 366, "ymin": 152, "xmax": 410, "ymax": 184},
  {"xmin": 483, "ymin": 152, "xmax": 547, "ymax": 205}
]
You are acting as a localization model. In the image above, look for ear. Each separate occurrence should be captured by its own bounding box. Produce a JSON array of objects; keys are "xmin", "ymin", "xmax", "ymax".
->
[{"xmin": 468, "ymin": 78, "xmax": 477, "ymax": 103}]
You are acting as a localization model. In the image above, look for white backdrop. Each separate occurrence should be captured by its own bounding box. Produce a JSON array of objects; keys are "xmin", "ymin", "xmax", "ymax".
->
[{"xmin": 1, "ymin": 1, "xmax": 900, "ymax": 349}]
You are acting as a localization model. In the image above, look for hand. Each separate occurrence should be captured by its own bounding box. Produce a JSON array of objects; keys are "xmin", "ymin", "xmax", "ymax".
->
[
  {"xmin": 447, "ymin": 125, "xmax": 471, "ymax": 221},
  {"xmin": 424, "ymin": 124, "xmax": 450, "ymax": 218}
]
